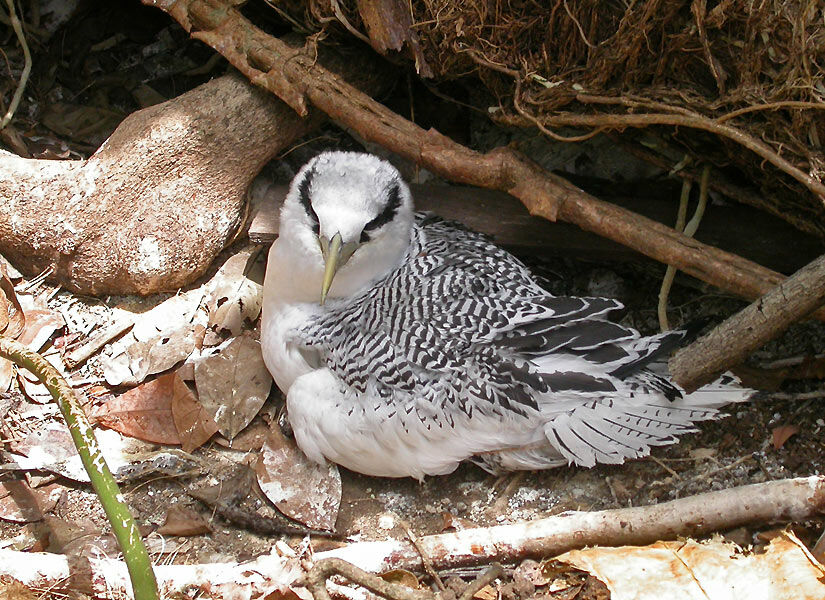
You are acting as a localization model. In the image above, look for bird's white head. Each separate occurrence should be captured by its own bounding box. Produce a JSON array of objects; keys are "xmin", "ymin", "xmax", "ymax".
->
[{"xmin": 275, "ymin": 151, "xmax": 415, "ymax": 304}]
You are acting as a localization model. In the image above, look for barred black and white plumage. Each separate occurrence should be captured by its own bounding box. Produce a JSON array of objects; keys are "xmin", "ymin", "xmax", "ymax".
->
[{"xmin": 261, "ymin": 151, "xmax": 752, "ymax": 479}]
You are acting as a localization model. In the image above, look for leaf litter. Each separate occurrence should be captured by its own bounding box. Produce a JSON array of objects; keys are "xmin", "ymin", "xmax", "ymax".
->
[{"xmin": 2, "ymin": 229, "xmax": 824, "ymax": 597}]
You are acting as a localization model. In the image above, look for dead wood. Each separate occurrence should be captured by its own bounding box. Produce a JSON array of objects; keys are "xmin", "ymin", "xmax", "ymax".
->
[
  {"xmin": 0, "ymin": 72, "xmax": 317, "ymax": 295},
  {"xmin": 248, "ymin": 183, "xmax": 824, "ymax": 275},
  {"xmin": 670, "ymin": 253, "xmax": 825, "ymax": 392},
  {"xmin": 296, "ymin": 558, "xmax": 503, "ymax": 600},
  {"xmin": 0, "ymin": 476, "xmax": 822, "ymax": 596},
  {"xmin": 315, "ymin": 476, "xmax": 825, "ymax": 572},
  {"xmin": 144, "ymin": 0, "xmax": 825, "ymax": 321}
]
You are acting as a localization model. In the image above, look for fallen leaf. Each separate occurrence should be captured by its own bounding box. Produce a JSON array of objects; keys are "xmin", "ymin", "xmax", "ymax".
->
[
  {"xmin": 8, "ymin": 424, "xmax": 135, "ymax": 483},
  {"xmin": 93, "ymin": 373, "xmax": 182, "ymax": 445},
  {"xmin": 551, "ymin": 531, "xmax": 825, "ymax": 599},
  {"xmin": 194, "ymin": 334, "xmax": 272, "ymax": 440},
  {"xmin": 0, "ymin": 260, "xmax": 24, "ymax": 338},
  {"xmin": 16, "ymin": 309, "xmax": 65, "ymax": 352},
  {"xmin": 513, "ymin": 559, "xmax": 548, "ymax": 587},
  {"xmin": 379, "ymin": 569, "xmax": 420, "ymax": 589},
  {"xmin": 157, "ymin": 505, "xmax": 211, "ymax": 536},
  {"xmin": 205, "ymin": 247, "xmax": 264, "ymax": 337},
  {"xmin": 0, "ymin": 262, "xmax": 25, "ymax": 389},
  {"xmin": 171, "ymin": 377, "xmax": 219, "ymax": 452},
  {"xmin": 102, "ymin": 290, "xmax": 204, "ymax": 386},
  {"xmin": 0, "ymin": 481, "xmax": 62, "ymax": 523},
  {"xmin": 256, "ymin": 424, "xmax": 341, "ymax": 531},
  {"xmin": 213, "ymin": 417, "xmax": 270, "ymax": 452},
  {"xmin": 0, "ymin": 358, "xmax": 12, "ymax": 394},
  {"xmin": 772, "ymin": 424, "xmax": 799, "ymax": 450},
  {"xmin": 472, "ymin": 585, "xmax": 497, "ymax": 600},
  {"xmin": 17, "ymin": 348, "xmax": 67, "ymax": 404}
]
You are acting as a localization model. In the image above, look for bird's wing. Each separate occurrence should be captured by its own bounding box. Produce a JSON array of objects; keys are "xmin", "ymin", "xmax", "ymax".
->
[{"xmin": 298, "ymin": 215, "xmax": 673, "ymax": 419}]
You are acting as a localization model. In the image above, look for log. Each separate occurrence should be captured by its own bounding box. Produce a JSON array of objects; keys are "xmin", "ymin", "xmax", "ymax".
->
[
  {"xmin": 0, "ymin": 72, "xmax": 314, "ymax": 295},
  {"xmin": 249, "ymin": 183, "xmax": 824, "ymax": 275}
]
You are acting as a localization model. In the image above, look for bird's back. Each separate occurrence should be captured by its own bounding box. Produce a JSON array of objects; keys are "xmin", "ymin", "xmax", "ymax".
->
[{"xmin": 286, "ymin": 214, "xmax": 750, "ymax": 477}]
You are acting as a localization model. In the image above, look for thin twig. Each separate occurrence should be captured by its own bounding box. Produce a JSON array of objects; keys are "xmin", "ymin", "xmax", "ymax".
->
[
  {"xmin": 1, "ymin": 0, "xmax": 32, "ymax": 129},
  {"xmin": 716, "ymin": 101, "xmax": 825, "ymax": 124},
  {"xmin": 658, "ymin": 177, "xmax": 691, "ymax": 331},
  {"xmin": 457, "ymin": 563, "xmax": 504, "ymax": 600},
  {"xmin": 297, "ymin": 558, "xmax": 433, "ymax": 600},
  {"xmin": 401, "ymin": 521, "xmax": 446, "ymax": 592}
]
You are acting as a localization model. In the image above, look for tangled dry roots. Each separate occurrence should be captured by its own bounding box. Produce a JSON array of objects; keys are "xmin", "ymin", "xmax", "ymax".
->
[{"xmin": 269, "ymin": 0, "xmax": 825, "ymax": 239}]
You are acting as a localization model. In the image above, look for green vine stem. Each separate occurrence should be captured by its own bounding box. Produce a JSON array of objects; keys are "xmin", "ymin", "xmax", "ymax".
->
[{"xmin": 0, "ymin": 336, "xmax": 158, "ymax": 600}]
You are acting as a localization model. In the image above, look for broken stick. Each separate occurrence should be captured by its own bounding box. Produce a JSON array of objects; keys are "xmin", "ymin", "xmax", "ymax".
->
[
  {"xmin": 0, "ymin": 476, "xmax": 822, "ymax": 596},
  {"xmin": 670, "ymin": 252, "xmax": 825, "ymax": 392}
]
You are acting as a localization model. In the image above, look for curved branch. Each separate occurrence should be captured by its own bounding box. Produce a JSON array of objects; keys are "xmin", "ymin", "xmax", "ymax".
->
[
  {"xmin": 501, "ymin": 93, "xmax": 825, "ymax": 200},
  {"xmin": 146, "ymin": 0, "xmax": 825, "ymax": 321}
]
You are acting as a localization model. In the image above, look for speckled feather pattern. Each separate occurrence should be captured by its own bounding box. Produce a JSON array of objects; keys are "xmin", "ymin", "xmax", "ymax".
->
[{"xmin": 262, "ymin": 151, "xmax": 752, "ymax": 479}]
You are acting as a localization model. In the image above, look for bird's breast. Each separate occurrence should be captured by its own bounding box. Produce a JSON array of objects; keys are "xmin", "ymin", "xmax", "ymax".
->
[{"xmin": 260, "ymin": 300, "xmax": 320, "ymax": 394}]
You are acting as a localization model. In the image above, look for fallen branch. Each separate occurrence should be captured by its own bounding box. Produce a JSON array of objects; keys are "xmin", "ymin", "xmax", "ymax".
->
[
  {"xmin": 1, "ymin": 476, "xmax": 822, "ymax": 596},
  {"xmin": 295, "ymin": 558, "xmax": 504, "ymax": 600},
  {"xmin": 145, "ymin": 0, "xmax": 825, "ymax": 320},
  {"xmin": 670, "ymin": 252, "xmax": 825, "ymax": 392}
]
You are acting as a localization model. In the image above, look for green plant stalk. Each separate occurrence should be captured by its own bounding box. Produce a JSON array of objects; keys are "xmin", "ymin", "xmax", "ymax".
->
[{"xmin": 0, "ymin": 336, "xmax": 158, "ymax": 600}]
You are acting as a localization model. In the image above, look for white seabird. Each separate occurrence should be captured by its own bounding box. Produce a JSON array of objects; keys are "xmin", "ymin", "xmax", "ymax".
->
[{"xmin": 261, "ymin": 151, "xmax": 751, "ymax": 480}]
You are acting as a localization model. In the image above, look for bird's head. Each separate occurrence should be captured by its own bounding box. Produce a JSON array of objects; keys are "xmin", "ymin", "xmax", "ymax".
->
[{"xmin": 278, "ymin": 152, "xmax": 415, "ymax": 304}]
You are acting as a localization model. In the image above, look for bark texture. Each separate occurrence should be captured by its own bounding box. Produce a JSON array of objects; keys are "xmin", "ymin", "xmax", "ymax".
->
[
  {"xmin": 670, "ymin": 253, "xmax": 825, "ymax": 391},
  {"xmin": 0, "ymin": 72, "xmax": 315, "ymax": 295}
]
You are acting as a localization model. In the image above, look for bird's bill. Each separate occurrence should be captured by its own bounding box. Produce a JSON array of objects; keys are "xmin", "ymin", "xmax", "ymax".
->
[
  {"xmin": 319, "ymin": 233, "xmax": 360, "ymax": 305},
  {"xmin": 319, "ymin": 232, "xmax": 343, "ymax": 305}
]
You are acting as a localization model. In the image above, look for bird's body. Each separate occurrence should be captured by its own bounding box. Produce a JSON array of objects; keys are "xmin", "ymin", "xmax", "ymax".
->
[{"xmin": 262, "ymin": 151, "xmax": 751, "ymax": 479}]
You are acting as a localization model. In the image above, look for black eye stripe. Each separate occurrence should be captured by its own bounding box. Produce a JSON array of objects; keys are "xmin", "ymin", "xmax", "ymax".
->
[
  {"xmin": 298, "ymin": 166, "xmax": 320, "ymax": 234},
  {"xmin": 362, "ymin": 182, "xmax": 401, "ymax": 238}
]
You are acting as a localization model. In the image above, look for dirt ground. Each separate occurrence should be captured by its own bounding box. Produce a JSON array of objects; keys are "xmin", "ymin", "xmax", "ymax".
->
[{"xmin": 1, "ymin": 255, "xmax": 823, "ymax": 572}]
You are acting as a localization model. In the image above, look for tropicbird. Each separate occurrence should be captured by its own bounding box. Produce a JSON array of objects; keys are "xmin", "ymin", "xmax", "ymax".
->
[{"xmin": 261, "ymin": 151, "xmax": 751, "ymax": 479}]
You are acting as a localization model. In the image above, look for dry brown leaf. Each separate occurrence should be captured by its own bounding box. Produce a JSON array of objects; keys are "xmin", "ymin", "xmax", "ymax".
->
[
  {"xmin": 16, "ymin": 348, "xmax": 67, "ymax": 404},
  {"xmin": 93, "ymin": 373, "xmax": 182, "ymax": 445},
  {"xmin": 213, "ymin": 417, "xmax": 270, "ymax": 452},
  {"xmin": 16, "ymin": 309, "xmax": 64, "ymax": 351},
  {"xmin": 0, "ymin": 481, "xmax": 61, "ymax": 523},
  {"xmin": 256, "ymin": 424, "xmax": 341, "ymax": 531},
  {"xmin": 194, "ymin": 334, "xmax": 272, "ymax": 440},
  {"xmin": 157, "ymin": 505, "xmax": 211, "ymax": 536},
  {"xmin": 171, "ymin": 376, "xmax": 219, "ymax": 453},
  {"xmin": 514, "ymin": 560, "xmax": 549, "ymax": 587},
  {"xmin": 472, "ymin": 585, "xmax": 497, "ymax": 600},
  {"xmin": 771, "ymin": 424, "xmax": 799, "ymax": 450},
  {"xmin": 0, "ymin": 260, "xmax": 24, "ymax": 339},
  {"xmin": 8, "ymin": 424, "xmax": 134, "ymax": 483},
  {"xmin": 0, "ymin": 360, "xmax": 12, "ymax": 394},
  {"xmin": 102, "ymin": 291, "xmax": 204, "ymax": 386},
  {"xmin": 379, "ymin": 569, "xmax": 420, "ymax": 589},
  {"xmin": 205, "ymin": 247, "xmax": 264, "ymax": 337},
  {"xmin": 554, "ymin": 531, "xmax": 825, "ymax": 599}
]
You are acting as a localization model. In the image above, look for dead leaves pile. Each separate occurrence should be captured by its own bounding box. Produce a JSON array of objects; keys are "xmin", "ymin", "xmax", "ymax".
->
[{"xmin": 0, "ymin": 246, "xmax": 341, "ymax": 546}]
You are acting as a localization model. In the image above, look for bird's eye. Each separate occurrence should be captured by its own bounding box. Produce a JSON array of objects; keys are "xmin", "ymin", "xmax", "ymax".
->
[
  {"xmin": 361, "ymin": 182, "xmax": 401, "ymax": 241},
  {"xmin": 297, "ymin": 167, "xmax": 321, "ymax": 235}
]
